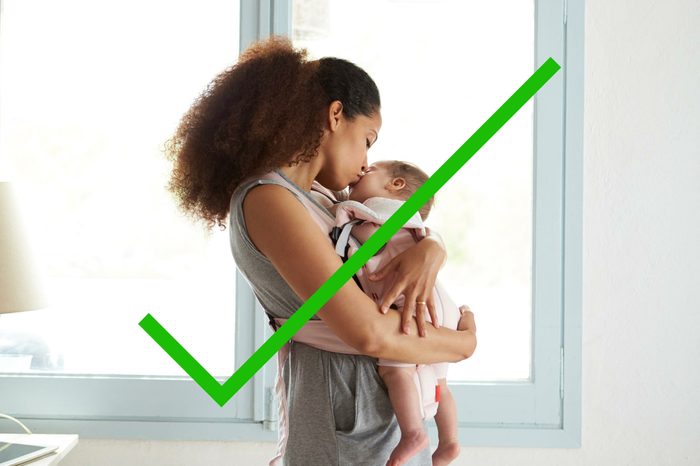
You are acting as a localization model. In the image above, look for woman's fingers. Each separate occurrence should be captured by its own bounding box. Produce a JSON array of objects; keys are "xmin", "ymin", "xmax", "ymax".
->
[
  {"xmin": 426, "ymin": 296, "xmax": 439, "ymax": 329},
  {"xmin": 413, "ymin": 295, "xmax": 427, "ymax": 338},
  {"xmin": 383, "ymin": 282, "xmax": 436, "ymax": 337},
  {"xmin": 416, "ymin": 299, "xmax": 428, "ymax": 337},
  {"xmin": 401, "ymin": 297, "xmax": 414, "ymax": 335},
  {"xmin": 370, "ymin": 246, "xmax": 440, "ymax": 337},
  {"xmin": 422, "ymin": 276, "xmax": 438, "ymax": 329},
  {"xmin": 379, "ymin": 276, "xmax": 404, "ymax": 315}
]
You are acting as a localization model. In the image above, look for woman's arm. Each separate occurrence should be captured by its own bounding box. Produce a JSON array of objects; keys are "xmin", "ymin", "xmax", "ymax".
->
[
  {"xmin": 243, "ymin": 184, "xmax": 474, "ymax": 364},
  {"xmin": 375, "ymin": 308, "xmax": 476, "ymax": 363}
]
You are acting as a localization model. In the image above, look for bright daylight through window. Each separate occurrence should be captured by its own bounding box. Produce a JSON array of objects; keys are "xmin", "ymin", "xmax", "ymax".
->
[
  {"xmin": 0, "ymin": 0, "xmax": 241, "ymax": 377},
  {"xmin": 293, "ymin": 0, "xmax": 535, "ymax": 381}
]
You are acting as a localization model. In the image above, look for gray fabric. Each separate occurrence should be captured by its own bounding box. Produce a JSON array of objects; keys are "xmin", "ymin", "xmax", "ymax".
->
[{"xmin": 229, "ymin": 172, "xmax": 432, "ymax": 466}]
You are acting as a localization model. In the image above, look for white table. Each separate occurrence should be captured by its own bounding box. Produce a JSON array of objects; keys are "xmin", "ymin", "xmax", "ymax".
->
[{"xmin": 0, "ymin": 434, "xmax": 78, "ymax": 465}]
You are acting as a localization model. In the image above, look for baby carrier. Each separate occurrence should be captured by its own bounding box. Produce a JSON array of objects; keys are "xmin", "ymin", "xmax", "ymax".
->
[{"xmin": 256, "ymin": 170, "xmax": 445, "ymax": 466}]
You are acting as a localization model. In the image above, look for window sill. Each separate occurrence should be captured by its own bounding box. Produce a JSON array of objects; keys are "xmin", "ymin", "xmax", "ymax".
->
[
  {"xmin": 8, "ymin": 418, "xmax": 277, "ymax": 442},
  {"xmin": 15, "ymin": 417, "xmax": 580, "ymax": 447}
]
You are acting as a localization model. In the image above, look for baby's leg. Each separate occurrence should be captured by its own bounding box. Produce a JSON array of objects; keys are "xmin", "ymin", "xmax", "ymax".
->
[
  {"xmin": 378, "ymin": 365, "xmax": 429, "ymax": 466},
  {"xmin": 431, "ymin": 378, "xmax": 460, "ymax": 466}
]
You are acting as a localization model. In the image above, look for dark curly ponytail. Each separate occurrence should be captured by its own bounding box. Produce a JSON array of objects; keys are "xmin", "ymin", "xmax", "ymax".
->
[{"xmin": 165, "ymin": 36, "xmax": 380, "ymax": 230}]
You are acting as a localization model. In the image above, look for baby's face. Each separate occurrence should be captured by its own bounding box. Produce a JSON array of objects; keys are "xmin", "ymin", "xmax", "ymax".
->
[{"xmin": 348, "ymin": 163, "xmax": 394, "ymax": 202}]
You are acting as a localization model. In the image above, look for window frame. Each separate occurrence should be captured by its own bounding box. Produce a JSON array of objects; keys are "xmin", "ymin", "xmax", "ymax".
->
[{"xmin": 0, "ymin": 0, "xmax": 582, "ymax": 447}]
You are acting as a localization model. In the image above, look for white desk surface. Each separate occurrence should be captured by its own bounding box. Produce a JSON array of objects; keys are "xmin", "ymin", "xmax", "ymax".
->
[{"xmin": 0, "ymin": 434, "xmax": 79, "ymax": 466}]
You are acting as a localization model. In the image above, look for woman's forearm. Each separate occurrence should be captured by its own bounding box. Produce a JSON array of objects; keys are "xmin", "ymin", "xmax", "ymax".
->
[{"xmin": 366, "ymin": 310, "xmax": 475, "ymax": 364}]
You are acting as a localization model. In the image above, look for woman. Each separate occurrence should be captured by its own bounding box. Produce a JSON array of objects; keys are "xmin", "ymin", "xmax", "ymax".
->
[{"xmin": 166, "ymin": 37, "xmax": 477, "ymax": 466}]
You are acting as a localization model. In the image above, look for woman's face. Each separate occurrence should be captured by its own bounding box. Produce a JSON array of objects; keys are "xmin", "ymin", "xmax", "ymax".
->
[
  {"xmin": 348, "ymin": 163, "xmax": 393, "ymax": 202},
  {"xmin": 317, "ymin": 105, "xmax": 382, "ymax": 191}
]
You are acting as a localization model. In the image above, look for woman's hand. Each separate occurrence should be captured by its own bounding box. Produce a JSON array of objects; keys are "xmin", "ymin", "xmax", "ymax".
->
[
  {"xmin": 368, "ymin": 234, "xmax": 447, "ymax": 337},
  {"xmin": 457, "ymin": 305, "xmax": 476, "ymax": 332},
  {"xmin": 457, "ymin": 305, "xmax": 477, "ymax": 358}
]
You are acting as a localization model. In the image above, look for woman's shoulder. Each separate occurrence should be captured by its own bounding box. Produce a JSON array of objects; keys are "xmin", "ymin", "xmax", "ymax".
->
[
  {"xmin": 231, "ymin": 172, "xmax": 302, "ymax": 207},
  {"xmin": 229, "ymin": 172, "xmax": 309, "ymax": 260}
]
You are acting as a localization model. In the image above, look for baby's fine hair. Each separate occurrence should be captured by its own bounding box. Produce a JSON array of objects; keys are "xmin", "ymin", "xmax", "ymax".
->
[{"xmin": 381, "ymin": 160, "xmax": 435, "ymax": 221}]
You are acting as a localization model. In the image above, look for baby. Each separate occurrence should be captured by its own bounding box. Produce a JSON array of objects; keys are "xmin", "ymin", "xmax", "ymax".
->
[{"xmin": 328, "ymin": 160, "xmax": 467, "ymax": 466}]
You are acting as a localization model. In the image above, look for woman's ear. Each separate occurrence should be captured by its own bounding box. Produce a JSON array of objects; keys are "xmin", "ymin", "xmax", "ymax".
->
[{"xmin": 327, "ymin": 100, "xmax": 344, "ymax": 132}]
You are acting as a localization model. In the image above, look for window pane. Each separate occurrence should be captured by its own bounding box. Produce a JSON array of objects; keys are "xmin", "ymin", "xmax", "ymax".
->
[
  {"xmin": 0, "ymin": 0, "xmax": 240, "ymax": 377},
  {"xmin": 293, "ymin": 0, "xmax": 534, "ymax": 380}
]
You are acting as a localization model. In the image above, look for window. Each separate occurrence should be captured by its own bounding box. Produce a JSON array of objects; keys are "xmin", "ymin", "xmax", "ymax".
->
[
  {"xmin": 295, "ymin": 0, "xmax": 535, "ymax": 383},
  {"xmin": 288, "ymin": 0, "xmax": 582, "ymax": 446},
  {"xmin": 1, "ymin": 0, "xmax": 582, "ymax": 445},
  {"xmin": 0, "ymin": 0, "xmax": 258, "ymax": 435}
]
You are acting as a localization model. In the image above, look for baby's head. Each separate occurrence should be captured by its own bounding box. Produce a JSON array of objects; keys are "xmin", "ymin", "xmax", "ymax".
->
[{"xmin": 348, "ymin": 160, "xmax": 434, "ymax": 221}]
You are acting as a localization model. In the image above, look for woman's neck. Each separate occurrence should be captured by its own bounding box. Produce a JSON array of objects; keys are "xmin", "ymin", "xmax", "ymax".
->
[{"xmin": 277, "ymin": 157, "xmax": 324, "ymax": 192}]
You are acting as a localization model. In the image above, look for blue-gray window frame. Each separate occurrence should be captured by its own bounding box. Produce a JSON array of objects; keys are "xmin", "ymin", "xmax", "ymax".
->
[{"xmin": 1, "ymin": 0, "xmax": 582, "ymax": 447}]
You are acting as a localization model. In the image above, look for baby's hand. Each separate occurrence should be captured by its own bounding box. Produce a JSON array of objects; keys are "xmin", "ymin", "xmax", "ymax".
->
[{"xmin": 457, "ymin": 305, "xmax": 476, "ymax": 333}]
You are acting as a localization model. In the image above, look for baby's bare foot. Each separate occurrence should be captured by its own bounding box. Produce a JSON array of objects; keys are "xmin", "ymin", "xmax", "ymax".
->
[
  {"xmin": 385, "ymin": 429, "xmax": 429, "ymax": 466},
  {"xmin": 432, "ymin": 439, "xmax": 460, "ymax": 466}
]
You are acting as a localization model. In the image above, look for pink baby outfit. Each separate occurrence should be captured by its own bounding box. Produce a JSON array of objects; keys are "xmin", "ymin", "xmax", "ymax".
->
[{"xmin": 332, "ymin": 197, "xmax": 461, "ymax": 379}]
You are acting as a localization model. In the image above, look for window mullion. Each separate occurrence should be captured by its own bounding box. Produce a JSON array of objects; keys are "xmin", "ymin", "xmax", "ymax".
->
[
  {"xmin": 233, "ymin": 270, "xmax": 259, "ymax": 420},
  {"xmin": 240, "ymin": 0, "xmax": 291, "ymax": 51},
  {"xmin": 533, "ymin": 0, "xmax": 566, "ymax": 426},
  {"xmin": 239, "ymin": 0, "xmax": 293, "ymax": 430}
]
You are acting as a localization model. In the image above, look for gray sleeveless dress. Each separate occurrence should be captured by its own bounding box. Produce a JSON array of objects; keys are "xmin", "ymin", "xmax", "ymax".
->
[{"xmin": 228, "ymin": 169, "xmax": 433, "ymax": 465}]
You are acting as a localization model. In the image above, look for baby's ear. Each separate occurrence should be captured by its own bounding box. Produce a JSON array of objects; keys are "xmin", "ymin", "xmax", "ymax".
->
[{"xmin": 390, "ymin": 177, "xmax": 406, "ymax": 191}]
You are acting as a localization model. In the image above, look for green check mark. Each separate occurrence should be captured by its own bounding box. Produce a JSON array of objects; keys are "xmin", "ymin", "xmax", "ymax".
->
[{"xmin": 139, "ymin": 58, "xmax": 561, "ymax": 407}]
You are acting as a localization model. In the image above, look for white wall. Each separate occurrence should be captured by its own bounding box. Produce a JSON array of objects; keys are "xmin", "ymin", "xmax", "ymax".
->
[{"xmin": 61, "ymin": 0, "xmax": 700, "ymax": 464}]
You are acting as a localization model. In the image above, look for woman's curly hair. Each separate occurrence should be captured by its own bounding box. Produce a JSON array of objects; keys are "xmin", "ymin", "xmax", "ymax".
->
[{"xmin": 165, "ymin": 36, "xmax": 380, "ymax": 230}]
